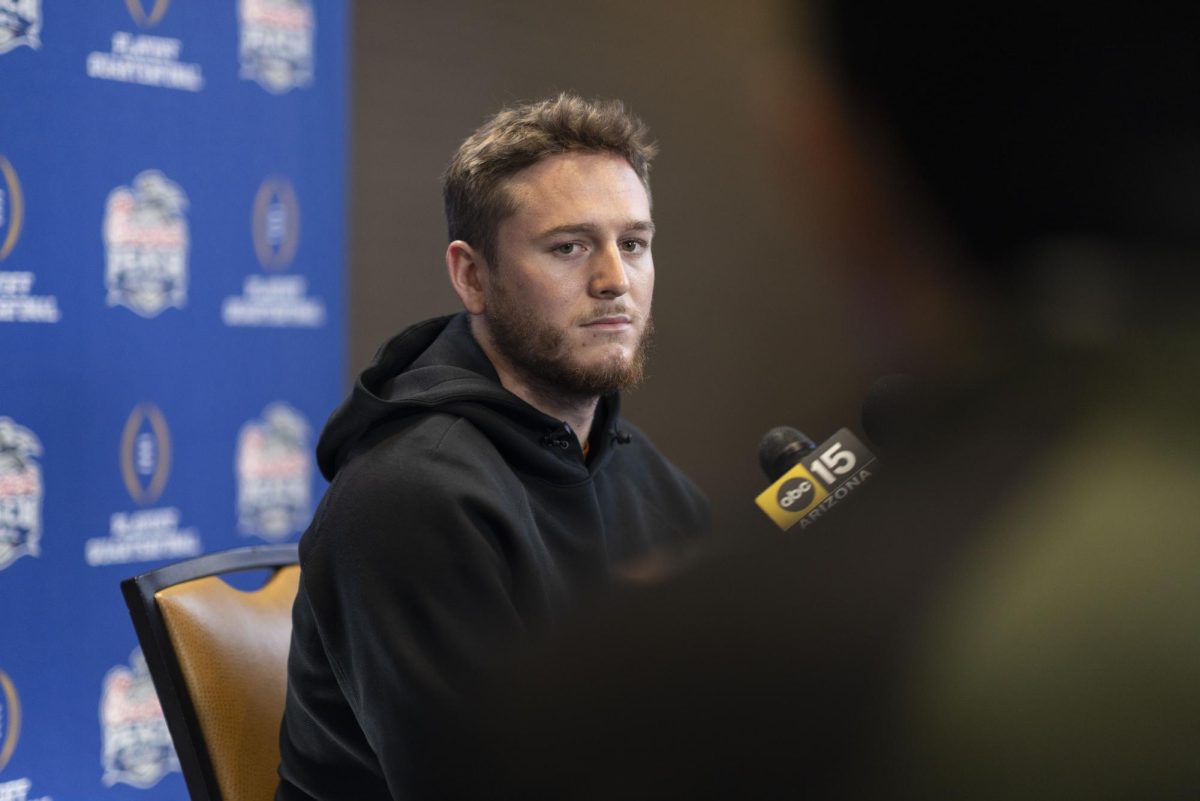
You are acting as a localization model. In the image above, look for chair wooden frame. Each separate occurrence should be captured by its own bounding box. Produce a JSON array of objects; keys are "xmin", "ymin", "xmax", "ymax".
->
[{"xmin": 121, "ymin": 544, "xmax": 299, "ymax": 801}]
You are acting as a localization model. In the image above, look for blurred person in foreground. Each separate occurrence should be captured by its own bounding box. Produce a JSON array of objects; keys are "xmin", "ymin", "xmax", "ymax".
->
[
  {"xmin": 443, "ymin": 5, "xmax": 1200, "ymax": 800},
  {"xmin": 274, "ymin": 94, "xmax": 708, "ymax": 800}
]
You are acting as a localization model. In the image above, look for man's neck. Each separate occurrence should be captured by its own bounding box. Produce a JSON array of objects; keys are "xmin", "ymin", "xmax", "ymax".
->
[
  {"xmin": 469, "ymin": 317, "xmax": 600, "ymax": 447},
  {"xmin": 502, "ymin": 376, "xmax": 600, "ymax": 449}
]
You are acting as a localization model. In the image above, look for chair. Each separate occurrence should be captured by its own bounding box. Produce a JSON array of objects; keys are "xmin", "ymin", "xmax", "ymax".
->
[{"xmin": 121, "ymin": 544, "xmax": 300, "ymax": 801}]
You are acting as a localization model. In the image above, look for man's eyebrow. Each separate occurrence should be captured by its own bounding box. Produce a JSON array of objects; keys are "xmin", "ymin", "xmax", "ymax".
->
[{"xmin": 536, "ymin": 220, "xmax": 656, "ymax": 239}]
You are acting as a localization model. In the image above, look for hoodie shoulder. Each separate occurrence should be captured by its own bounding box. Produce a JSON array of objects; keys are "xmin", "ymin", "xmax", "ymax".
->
[
  {"xmin": 316, "ymin": 314, "xmax": 517, "ymax": 480},
  {"xmin": 304, "ymin": 411, "xmax": 522, "ymax": 556}
]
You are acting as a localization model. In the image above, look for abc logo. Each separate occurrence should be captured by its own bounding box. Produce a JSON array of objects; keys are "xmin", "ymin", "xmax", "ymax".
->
[{"xmin": 776, "ymin": 477, "xmax": 814, "ymax": 512}]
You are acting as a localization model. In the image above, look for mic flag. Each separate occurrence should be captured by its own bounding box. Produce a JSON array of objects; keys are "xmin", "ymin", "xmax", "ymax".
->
[{"xmin": 754, "ymin": 427, "xmax": 877, "ymax": 531}]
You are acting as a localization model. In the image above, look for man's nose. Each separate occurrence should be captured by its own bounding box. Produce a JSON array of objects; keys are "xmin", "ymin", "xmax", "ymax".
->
[{"xmin": 589, "ymin": 244, "xmax": 630, "ymax": 298}]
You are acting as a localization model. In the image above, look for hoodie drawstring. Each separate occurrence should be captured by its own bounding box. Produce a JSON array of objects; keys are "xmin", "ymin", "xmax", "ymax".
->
[
  {"xmin": 610, "ymin": 428, "xmax": 633, "ymax": 445},
  {"xmin": 541, "ymin": 423, "xmax": 574, "ymax": 450}
]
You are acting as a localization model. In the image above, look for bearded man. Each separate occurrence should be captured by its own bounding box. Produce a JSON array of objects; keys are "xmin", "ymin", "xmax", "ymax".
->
[{"xmin": 275, "ymin": 93, "xmax": 709, "ymax": 801}]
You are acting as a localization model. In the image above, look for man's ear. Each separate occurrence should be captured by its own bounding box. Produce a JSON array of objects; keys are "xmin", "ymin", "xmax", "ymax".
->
[{"xmin": 446, "ymin": 240, "xmax": 488, "ymax": 314}]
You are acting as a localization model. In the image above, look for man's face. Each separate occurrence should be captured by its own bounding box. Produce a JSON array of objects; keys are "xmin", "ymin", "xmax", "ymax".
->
[{"xmin": 481, "ymin": 151, "xmax": 655, "ymax": 399}]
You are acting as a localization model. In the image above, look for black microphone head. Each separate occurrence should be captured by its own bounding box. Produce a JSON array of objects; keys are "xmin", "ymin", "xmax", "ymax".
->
[
  {"xmin": 861, "ymin": 374, "xmax": 926, "ymax": 453},
  {"xmin": 758, "ymin": 426, "xmax": 817, "ymax": 482}
]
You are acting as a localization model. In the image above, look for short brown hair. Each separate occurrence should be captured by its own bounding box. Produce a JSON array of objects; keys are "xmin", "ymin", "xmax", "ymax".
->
[{"xmin": 443, "ymin": 93, "xmax": 658, "ymax": 267}]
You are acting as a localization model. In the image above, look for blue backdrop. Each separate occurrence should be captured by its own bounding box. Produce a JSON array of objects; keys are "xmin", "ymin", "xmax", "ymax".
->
[{"xmin": 0, "ymin": 2, "xmax": 347, "ymax": 798}]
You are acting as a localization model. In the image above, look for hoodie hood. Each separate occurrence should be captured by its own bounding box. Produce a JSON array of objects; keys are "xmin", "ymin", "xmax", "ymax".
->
[{"xmin": 316, "ymin": 313, "xmax": 627, "ymax": 483}]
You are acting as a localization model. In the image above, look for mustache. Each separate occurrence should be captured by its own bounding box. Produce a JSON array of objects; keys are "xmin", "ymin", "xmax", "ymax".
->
[{"xmin": 576, "ymin": 304, "xmax": 637, "ymax": 325}]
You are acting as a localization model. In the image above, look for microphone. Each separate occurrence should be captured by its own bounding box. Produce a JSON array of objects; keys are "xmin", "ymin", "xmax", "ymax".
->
[
  {"xmin": 758, "ymin": 426, "xmax": 817, "ymax": 481},
  {"xmin": 754, "ymin": 425, "xmax": 878, "ymax": 531}
]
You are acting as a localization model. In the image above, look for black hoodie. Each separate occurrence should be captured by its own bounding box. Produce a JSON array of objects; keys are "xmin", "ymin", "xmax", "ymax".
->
[{"xmin": 276, "ymin": 313, "xmax": 709, "ymax": 800}]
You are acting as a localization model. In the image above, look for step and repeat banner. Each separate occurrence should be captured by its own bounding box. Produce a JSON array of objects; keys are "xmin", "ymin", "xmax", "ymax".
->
[{"xmin": 0, "ymin": 3, "xmax": 347, "ymax": 798}]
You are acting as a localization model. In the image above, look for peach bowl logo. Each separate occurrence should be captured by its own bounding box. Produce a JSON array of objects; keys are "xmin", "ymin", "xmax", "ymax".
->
[
  {"xmin": 100, "ymin": 649, "xmax": 180, "ymax": 789},
  {"xmin": 0, "ymin": 418, "xmax": 43, "ymax": 571},
  {"xmin": 238, "ymin": 0, "xmax": 314, "ymax": 94},
  {"xmin": 0, "ymin": 0, "xmax": 41, "ymax": 54},
  {"xmin": 237, "ymin": 403, "xmax": 311, "ymax": 541},
  {"xmin": 124, "ymin": 0, "xmax": 169, "ymax": 28},
  {"xmin": 0, "ymin": 669, "xmax": 20, "ymax": 773},
  {"xmin": 103, "ymin": 170, "xmax": 189, "ymax": 318},
  {"xmin": 253, "ymin": 176, "xmax": 300, "ymax": 270}
]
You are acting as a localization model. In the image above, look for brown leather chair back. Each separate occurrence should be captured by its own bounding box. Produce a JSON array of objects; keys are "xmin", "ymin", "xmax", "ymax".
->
[
  {"xmin": 122, "ymin": 544, "xmax": 299, "ymax": 801},
  {"xmin": 157, "ymin": 566, "xmax": 299, "ymax": 801}
]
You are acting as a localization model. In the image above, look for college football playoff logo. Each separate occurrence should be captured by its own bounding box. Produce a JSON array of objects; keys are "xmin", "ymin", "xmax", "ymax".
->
[
  {"xmin": 0, "ymin": 156, "xmax": 24, "ymax": 262},
  {"xmin": 252, "ymin": 177, "xmax": 300, "ymax": 269},
  {"xmin": 124, "ymin": 0, "xmax": 169, "ymax": 27},
  {"xmin": 0, "ymin": 669, "xmax": 20, "ymax": 772},
  {"xmin": 120, "ymin": 404, "xmax": 171, "ymax": 506}
]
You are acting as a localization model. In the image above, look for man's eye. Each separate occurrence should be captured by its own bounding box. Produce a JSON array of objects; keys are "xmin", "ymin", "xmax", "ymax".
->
[
  {"xmin": 553, "ymin": 243, "xmax": 580, "ymax": 255},
  {"xmin": 621, "ymin": 239, "xmax": 648, "ymax": 253}
]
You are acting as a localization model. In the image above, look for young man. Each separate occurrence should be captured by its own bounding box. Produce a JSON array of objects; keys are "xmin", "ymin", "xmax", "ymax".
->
[
  {"xmin": 274, "ymin": 94, "xmax": 709, "ymax": 800},
  {"xmin": 434, "ymin": 7, "xmax": 1200, "ymax": 801}
]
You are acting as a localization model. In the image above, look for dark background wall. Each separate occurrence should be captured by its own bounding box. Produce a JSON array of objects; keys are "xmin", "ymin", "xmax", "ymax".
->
[{"xmin": 349, "ymin": 1, "xmax": 881, "ymax": 537}]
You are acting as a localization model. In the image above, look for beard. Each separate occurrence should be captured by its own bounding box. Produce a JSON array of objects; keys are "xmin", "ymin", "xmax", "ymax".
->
[{"xmin": 484, "ymin": 280, "xmax": 654, "ymax": 401}]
